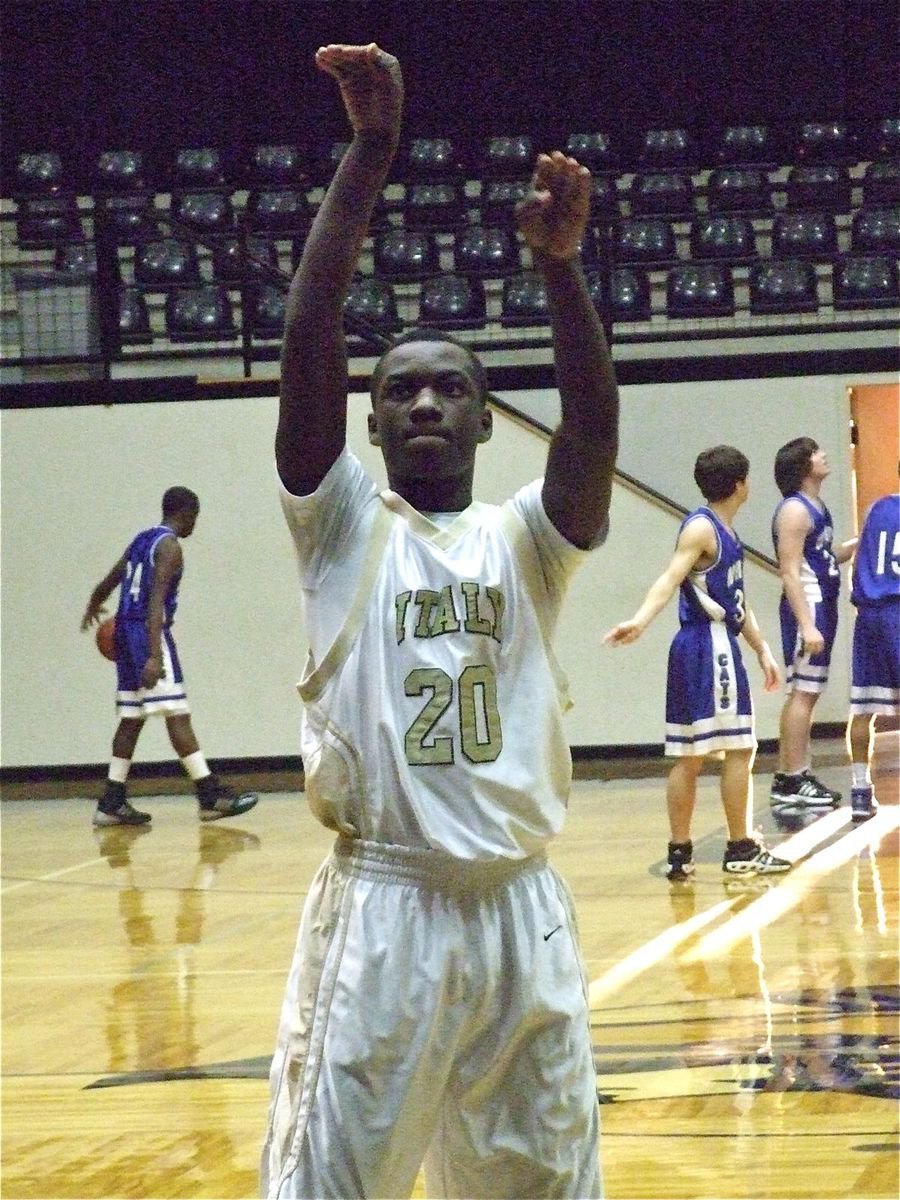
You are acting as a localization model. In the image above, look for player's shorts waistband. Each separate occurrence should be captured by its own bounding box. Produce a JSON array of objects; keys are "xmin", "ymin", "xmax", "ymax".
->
[{"xmin": 330, "ymin": 836, "xmax": 548, "ymax": 894}]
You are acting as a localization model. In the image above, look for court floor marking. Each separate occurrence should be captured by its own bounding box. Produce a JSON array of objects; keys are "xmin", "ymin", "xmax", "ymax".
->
[{"xmin": 682, "ymin": 807, "xmax": 900, "ymax": 962}]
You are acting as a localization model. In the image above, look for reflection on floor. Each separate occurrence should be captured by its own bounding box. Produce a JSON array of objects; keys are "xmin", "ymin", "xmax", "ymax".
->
[{"xmin": 1, "ymin": 743, "xmax": 897, "ymax": 1200}]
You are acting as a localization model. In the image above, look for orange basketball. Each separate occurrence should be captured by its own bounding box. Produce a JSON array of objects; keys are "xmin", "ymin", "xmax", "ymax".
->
[{"xmin": 95, "ymin": 617, "xmax": 117, "ymax": 662}]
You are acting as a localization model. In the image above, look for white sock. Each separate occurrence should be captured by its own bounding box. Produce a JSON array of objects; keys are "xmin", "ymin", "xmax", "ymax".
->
[
  {"xmin": 108, "ymin": 757, "xmax": 131, "ymax": 784},
  {"xmin": 851, "ymin": 763, "xmax": 872, "ymax": 788},
  {"xmin": 180, "ymin": 751, "xmax": 210, "ymax": 782}
]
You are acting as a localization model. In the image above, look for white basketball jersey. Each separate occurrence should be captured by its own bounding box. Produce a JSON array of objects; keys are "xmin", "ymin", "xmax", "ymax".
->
[{"xmin": 281, "ymin": 449, "xmax": 597, "ymax": 861}]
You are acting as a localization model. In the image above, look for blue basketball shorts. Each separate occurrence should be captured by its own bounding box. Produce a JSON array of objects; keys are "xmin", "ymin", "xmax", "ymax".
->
[
  {"xmin": 850, "ymin": 602, "xmax": 900, "ymax": 716},
  {"xmin": 779, "ymin": 593, "xmax": 838, "ymax": 694},
  {"xmin": 114, "ymin": 619, "xmax": 190, "ymax": 718},
  {"xmin": 665, "ymin": 621, "xmax": 755, "ymax": 757}
]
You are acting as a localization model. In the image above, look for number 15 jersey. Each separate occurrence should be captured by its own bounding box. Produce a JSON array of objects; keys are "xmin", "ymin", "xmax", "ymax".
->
[{"xmin": 280, "ymin": 448, "xmax": 603, "ymax": 862}]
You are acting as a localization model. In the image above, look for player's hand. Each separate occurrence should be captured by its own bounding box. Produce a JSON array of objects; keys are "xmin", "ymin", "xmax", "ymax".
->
[
  {"xmin": 516, "ymin": 152, "xmax": 591, "ymax": 260},
  {"xmin": 142, "ymin": 655, "xmax": 165, "ymax": 688},
  {"xmin": 315, "ymin": 43, "xmax": 403, "ymax": 139},
  {"xmin": 758, "ymin": 645, "xmax": 781, "ymax": 692},
  {"xmin": 602, "ymin": 620, "xmax": 643, "ymax": 646},
  {"xmin": 799, "ymin": 627, "xmax": 825, "ymax": 658},
  {"xmin": 80, "ymin": 604, "xmax": 106, "ymax": 632}
]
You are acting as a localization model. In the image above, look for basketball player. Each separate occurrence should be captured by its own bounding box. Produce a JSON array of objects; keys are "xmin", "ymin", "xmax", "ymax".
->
[
  {"xmin": 604, "ymin": 446, "xmax": 790, "ymax": 879},
  {"xmin": 769, "ymin": 438, "xmax": 856, "ymax": 808},
  {"xmin": 846, "ymin": 492, "xmax": 900, "ymax": 821},
  {"xmin": 261, "ymin": 43, "xmax": 618, "ymax": 1200},
  {"xmin": 81, "ymin": 486, "xmax": 258, "ymax": 826}
]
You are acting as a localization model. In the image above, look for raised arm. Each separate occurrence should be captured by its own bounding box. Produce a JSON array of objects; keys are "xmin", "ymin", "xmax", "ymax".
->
[
  {"xmin": 774, "ymin": 499, "xmax": 824, "ymax": 656},
  {"xmin": 516, "ymin": 152, "xmax": 619, "ymax": 549},
  {"xmin": 603, "ymin": 518, "xmax": 715, "ymax": 646},
  {"xmin": 275, "ymin": 43, "xmax": 403, "ymax": 496},
  {"xmin": 81, "ymin": 555, "xmax": 126, "ymax": 630}
]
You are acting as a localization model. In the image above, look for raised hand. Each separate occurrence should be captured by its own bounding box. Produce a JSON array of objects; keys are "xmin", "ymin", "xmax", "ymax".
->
[
  {"xmin": 315, "ymin": 43, "xmax": 403, "ymax": 140},
  {"xmin": 515, "ymin": 151, "xmax": 591, "ymax": 260}
]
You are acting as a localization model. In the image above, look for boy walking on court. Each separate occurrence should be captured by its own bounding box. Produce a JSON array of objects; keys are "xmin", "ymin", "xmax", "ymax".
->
[
  {"xmin": 262, "ymin": 42, "xmax": 618, "ymax": 1200},
  {"xmin": 604, "ymin": 447, "xmax": 791, "ymax": 880},
  {"xmin": 846, "ymin": 491, "xmax": 900, "ymax": 822},
  {"xmin": 770, "ymin": 437, "xmax": 856, "ymax": 808},
  {"xmin": 81, "ymin": 486, "xmax": 258, "ymax": 826}
]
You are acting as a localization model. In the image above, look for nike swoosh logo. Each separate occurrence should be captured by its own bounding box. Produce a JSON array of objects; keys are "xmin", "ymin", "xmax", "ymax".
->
[{"xmin": 543, "ymin": 925, "xmax": 562, "ymax": 941}]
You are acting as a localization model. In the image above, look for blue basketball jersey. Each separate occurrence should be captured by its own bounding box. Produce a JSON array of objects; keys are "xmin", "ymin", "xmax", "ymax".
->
[
  {"xmin": 851, "ymin": 494, "xmax": 900, "ymax": 606},
  {"xmin": 677, "ymin": 507, "xmax": 745, "ymax": 635},
  {"xmin": 116, "ymin": 525, "xmax": 181, "ymax": 624},
  {"xmin": 772, "ymin": 492, "xmax": 840, "ymax": 601}
]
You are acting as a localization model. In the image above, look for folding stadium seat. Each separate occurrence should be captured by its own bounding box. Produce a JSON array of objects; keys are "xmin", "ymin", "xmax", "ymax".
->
[
  {"xmin": 868, "ymin": 117, "xmax": 900, "ymax": 160},
  {"xmin": 565, "ymin": 132, "xmax": 616, "ymax": 174},
  {"xmin": 794, "ymin": 121, "xmax": 856, "ymax": 163},
  {"xmin": 405, "ymin": 137, "xmax": 463, "ymax": 181},
  {"xmin": 55, "ymin": 242, "xmax": 97, "ymax": 274},
  {"xmin": 629, "ymin": 172, "xmax": 694, "ymax": 217},
  {"xmin": 171, "ymin": 190, "xmax": 235, "ymax": 237},
  {"xmin": 245, "ymin": 144, "xmax": 307, "ymax": 189},
  {"xmin": 501, "ymin": 272, "xmax": 549, "ymax": 326},
  {"xmin": 612, "ymin": 217, "xmax": 678, "ymax": 266},
  {"xmin": 403, "ymin": 183, "xmax": 466, "ymax": 231},
  {"xmin": 96, "ymin": 193, "xmax": 160, "ymax": 245},
  {"xmin": 14, "ymin": 152, "xmax": 64, "ymax": 195},
  {"xmin": 832, "ymin": 255, "xmax": 900, "ymax": 310},
  {"xmin": 639, "ymin": 128, "xmax": 697, "ymax": 171},
  {"xmin": 771, "ymin": 211, "xmax": 838, "ymax": 260},
  {"xmin": 589, "ymin": 175, "xmax": 620, "ymax": 219},
  {"xmin": 480, "ymin": 136, "xmax": 534, "ymax": 179},
  {"xmin": 452, "ymin": 226, "xmax": 520, "ymax": 277},
  {"xmin": 609, "ymin": 266, "xmax": 652, "ymax": 321},
  {"xmin": 211, "ymin": 236, "xmax": 279, "ymax": 284},
  {"xmin": 118, "ymin": 286, "xmax": 153, "ymax": 344},
  {"xmin": 344, "ymin": 277, "xmax": 402, "ymax": 336},
  {"xmin": 419, "ymin": 274, "xmax": 487, "ymax": 330},
  {"xmin": 94, "ymin": 150, "xmax": 148, "ymax": 193},
  {"xmin": 862, "ymin": 160, "xmax": 900, "ymax": 206},
  {"xmin": 374, "ymin": 229, "xmax": 440, "ymax": 281},
  {"xmin": 15, "ymin": 196, "xmax": 82, "ymax": 247},
  {"xmin": 244, "ymin": 189, "xmax": 310, "ymax": 235},
  {"xmin": 785, "ymin": 164, "xmax": 852, "ymax": 211},
  {"xmin": 134, "ymin": 238, "xmax": 201, "ymax": 287},
  {"xmin": 689, "ymin": 216, "xmax": 757, "ymax": 263},
  {"xmin": 666, "ymin": 263, "xmax": 734, "ymax": 318},
  {"xmin": 250, "ymin": 284, "xmax": 287, "ymax": 338},
  {"xmin": 584, "ymin": 267, "xmax": 653, "ymax": 322},
  {"xmin": 479, "ymin": 179, "xmax": 530, "ymax": 227},
  {"xmin": 706, "ymin": 167, "xmax": 771, "ymax": 214},
  {"xmin": 715, "ymin": 125, "xmax": 774, "ymax": 167},
  {"xmin": 850, "ymin": 208, "xmax": 900, "ymax": 255},
  {"xmin": 171, "ymin": 147, "xmax": 226, "ymax": 189},
  {"xmin": 164, "ymin": 284, "xmax": 236, "ymax": 341},
  {"xmin": 749, "ymin": 260, "xmax": 819, "ymax": 314}
]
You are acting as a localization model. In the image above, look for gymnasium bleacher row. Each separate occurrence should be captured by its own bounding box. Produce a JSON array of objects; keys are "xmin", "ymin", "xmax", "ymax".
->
[{"xmin": 1, "ymin": 118, "xmax": 898, "ymax": 369}]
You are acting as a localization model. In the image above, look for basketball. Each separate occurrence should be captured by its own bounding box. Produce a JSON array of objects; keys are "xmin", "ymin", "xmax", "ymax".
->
[{"xmin": 95, "ymin": 617, "xmax": 117, "ymax": 662}]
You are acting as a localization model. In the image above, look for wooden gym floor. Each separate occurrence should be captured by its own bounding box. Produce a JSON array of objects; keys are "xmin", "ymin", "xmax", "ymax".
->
[{"xmin": 2, "ymin": 738, "xmax": 898, "ymax": 1200}]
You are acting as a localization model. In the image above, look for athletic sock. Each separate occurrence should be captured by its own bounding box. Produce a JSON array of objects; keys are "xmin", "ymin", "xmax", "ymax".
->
[{"xmin": 180, "ymin": 751, "xmax": 211, "ymax": 782}]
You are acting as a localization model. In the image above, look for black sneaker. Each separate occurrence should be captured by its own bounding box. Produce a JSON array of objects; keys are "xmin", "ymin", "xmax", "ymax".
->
[
  {"xmin": 197, "ymin": 777, "xmax": 258, "ymax": 822},
  {"xmin": 723, "ymin": 837, "xmax": 792, "ymax": 874},
  {"xmin": 770, "ymin": 770, "xmax": 841, "ymax": 808},
  {"xmin": 666, "ymin": 840, "xmax": 696, "ymax": 880},
  {"xmin": 850, "ymin": 785, "xmax": 879, "ymax": 823},
  {"xmin": 93, "ymin": 797, "xmax": 152, "ymax": 827}
]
